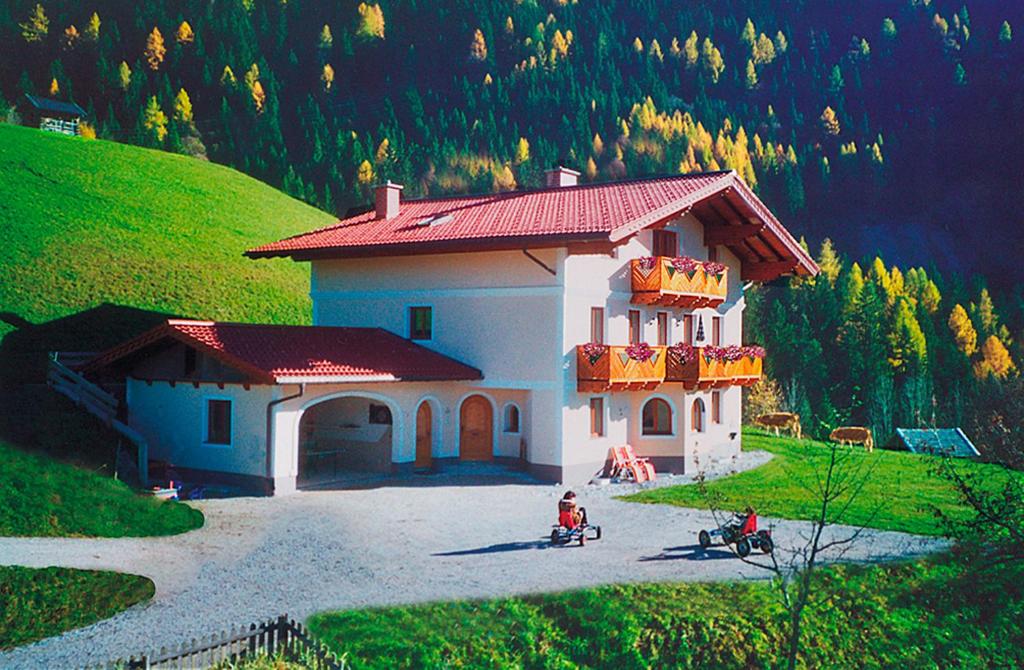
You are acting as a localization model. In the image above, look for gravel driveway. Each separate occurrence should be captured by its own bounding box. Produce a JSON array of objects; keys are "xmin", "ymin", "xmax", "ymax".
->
[{"xmin": 0, "ymin": 457, "xmax": 946, "ymax": 669}]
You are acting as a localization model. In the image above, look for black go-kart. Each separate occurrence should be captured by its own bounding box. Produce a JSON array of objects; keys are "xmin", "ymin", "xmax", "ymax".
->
[
  {"xmin": 550, "ymin": 521, "xmax": 602, "ymax": 546},
  {"xmin": 698, "ymin": 513, "xmax": 774, "ymax": 558}
]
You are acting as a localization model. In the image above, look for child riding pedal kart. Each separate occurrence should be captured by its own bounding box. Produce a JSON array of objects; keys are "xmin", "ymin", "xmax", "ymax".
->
[
  {"xmin": 550, "ymin": 491, "xmax": 602, "ymax": 546},
  {"xmin": 698, "ymin": 506, "xmax": 774, "ymax": 557}
]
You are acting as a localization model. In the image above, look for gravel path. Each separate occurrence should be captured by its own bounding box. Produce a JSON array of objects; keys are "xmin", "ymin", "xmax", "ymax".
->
[{"xmin": 0, "ymin": 452, "xmax": 946, "ymax": 669}]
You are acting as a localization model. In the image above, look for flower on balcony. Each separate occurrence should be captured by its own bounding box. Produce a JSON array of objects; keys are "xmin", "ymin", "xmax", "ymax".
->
[
  {"xmin": 625, "ymin": 342, "xmax": 655, "ymax": 362},
  {"xmin": 702, "ymin": 261, "xmax": 727, "ymax": 277},
  {"xmin": 670, "ymin": 256, "xmax": 700, "ymax": 276},
  {"xmin": 637, "ymin": 256, "xmax": 658, "ymax": 271},
  {"xmin": 668, "ymin": 342, "xmax": 697, "ymax": 364},
  {"xmin": 741, "ymin": 345, "xmax": 766, "ymax": 359},
  {"xmin": 703, "ymin": 345, "xmax": 745, "ymax": 362},
  {"xmin": 582, "ymin": 342, "xmax": 608, "ymax": 365}
]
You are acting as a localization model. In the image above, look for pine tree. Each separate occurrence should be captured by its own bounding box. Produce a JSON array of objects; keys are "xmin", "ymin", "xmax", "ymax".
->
[
  {"xmin": 176, "ymin": 21, "xmax": 194, "ymax": 45},
  {"xmin": 145, "ymin": 27, "xmax": 166, "ymax": 70},
  {"xmin": 83, "ymin": 12, "xmax": 100, "ymax": 42},
  {"xmin": 514, "ymin": 137, "xmax": 530, "ymax": 164},
  {"xmin": 62, "ymin": 25, "xmax": 80, "ymax": 51},
  {"xmin": 117, "ymin": 61, "xmax": 132, "ymax": 90},
  {"xmin": 741, "ymin": 18, "xmax": 756, "ymax": 48},
  {"xmin": 356, "ymin": 159, "xmax": 375, "ymax": 186},
  {"xmin": 817, "ymin": 239, "xmax": 841, "ymax": 286},
  {"xmin": 953, "ymin": 63, "xmax": 966, "ymax": 86},
  {"xmin": 173, "ymin": 88, "xmax": 193, "ymax": 123},
  {"xmin": 974, "ymin": 335, "xmax": 1015, "ymax": 379},
  {"xmin": 889, "ymin": 298, "xmax": 928, "ymax": 373},
  {"xmin": 701, "ymin": 38, "xmax": 725, "ymax": 83},
  {"xmin": 754, "ymin": 33, "xmax": 775, "ymax": 64},
  {"xmin": 882, "ymin": 17, "xmax": 897, "ymax": 39},
  {"xmin": 321, "ymin": 64, "xmax": 335, "ymax": 91},
  {"xmin": 820, "ymin": 106, "xmax": 840, "ymax": 135},
  {"xmin": 999, "ymin": 21, "xmax": 1012, "ymax": 44},
  {"xmin": 828, "ymin": 65, "xmax": 845, "ymax": 92},
  {"xmin": 745, "ymin": 60, "xmax": 758, "ymax": 89},
  {"xmin": 142, "ymin": 96, "xmax": 168, "ymax": 143},
  {"xmin": 356, "ymin": 3, "xmax": 386, "ymax": 40},
  {"xmin": 21, "ymin": 4, "xmax": 49, "ymax": 43},
  {"xmin": 683, "ymin": 31, "xmax": 699, "ymax": 68},
  {"xmin": 469, "ymin": 29, "xmax": 488, "ymax": 61},
  {"xmin": 319, "ymin": 25, "xmax": 333, "ymax": 50},
  {"xmin": 948, "ymin": 304, "xmax": 978, "ymax": 357},
  {"xmin": 774, "ymin": 31, "xmax": 788, "ymax": 54}
]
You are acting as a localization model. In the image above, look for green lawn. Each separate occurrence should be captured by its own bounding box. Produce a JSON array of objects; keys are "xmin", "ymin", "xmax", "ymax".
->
[
  {"xmin": 0, "ymin": 440, "xmax": 202, "ymax": 537},
  {"xmin": 622, "ymin": 430, "xmax": 1013, "ymax": 536},
  {"xmin": 308, "ymin": 552, "xmax": 1024, "ymax": 669},
  {"xmin": 0, "ymin": 122, "xmax": 334, "ymax": 344},
  {"xmin": 0, "ymin": 566, "xmax": 154, "ymax": 650}
]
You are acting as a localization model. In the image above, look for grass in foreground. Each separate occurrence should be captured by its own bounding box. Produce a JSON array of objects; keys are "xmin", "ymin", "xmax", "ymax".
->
[
  {"xmin": 622, "ymin": 430, "xmax": 1014, "ymax": 536},
  {"xmin": 308, "ymin": 552, "xmax": 1023, "ymax": 669},
  {"xmin": 0, "ymin": 440, "xmax": 202, "ymax": 537},
  {"xmin": 0, "ymin": 566, "xmax": 154, "ymax": 650},
  {"xmin": 0, "ymin": 122, "xmax": 334, "ymax": 343}
]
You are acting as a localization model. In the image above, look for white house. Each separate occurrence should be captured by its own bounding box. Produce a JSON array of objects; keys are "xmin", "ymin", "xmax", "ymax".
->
[{"xmin": 84, "ymin": 168, "xmax": 817, "ymax": 494}]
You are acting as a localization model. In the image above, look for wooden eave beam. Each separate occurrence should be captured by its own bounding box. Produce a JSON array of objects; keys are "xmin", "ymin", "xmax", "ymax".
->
[
  {"xmin": 704, "ymin": 224, "xmax": 764, "ymax": 246},
  {"xmin": 742, "ymin": 259, "xmax": 799, "ymax": 281}
]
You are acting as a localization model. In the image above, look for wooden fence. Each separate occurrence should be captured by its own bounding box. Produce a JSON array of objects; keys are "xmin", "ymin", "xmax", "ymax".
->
[{"xmin": 83, "ymin": 615, "xmax": 345, "ymax": 669}]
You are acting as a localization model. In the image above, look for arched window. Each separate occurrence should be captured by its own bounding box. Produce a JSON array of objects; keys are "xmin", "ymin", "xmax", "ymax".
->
[
  {"xmin": 503, "ymin": 404, "xmax": 520, "ymax": 433},
  {"xmin": 691, "ymin": 398, "xmax": 705, "ymax": 432},
  {"xmin": 642, "ymin": 398, "xmax": 673, "ymax": 436}
]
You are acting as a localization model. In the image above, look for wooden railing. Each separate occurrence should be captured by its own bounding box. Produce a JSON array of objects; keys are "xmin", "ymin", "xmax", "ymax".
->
[
  {"xmin": 48, "ymin": 356, "xmax": 150, "ymax": 486},
  {"xmin": 665, "ymin": 347, "xmax": 764, "ymax": 390},
  {"xmin": 577, "ymin": 344, "xmax": 667, "ymax": 392},
  {"xmin": 630, "ymin": 256, "xmax": 728, "ymax": 308},
  {"xmin": 83, "ymin": 614, "xmax": 344, "ymax": 669}
]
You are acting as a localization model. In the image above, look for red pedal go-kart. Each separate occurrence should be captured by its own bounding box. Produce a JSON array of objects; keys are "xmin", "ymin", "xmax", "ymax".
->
[
  {"xmin": 550, "ymin": 505, "xmax": 602, "ymax": 546},
  {"xmin": 698, "ymin": 512, "xmax": 774, "ymax": 558}
]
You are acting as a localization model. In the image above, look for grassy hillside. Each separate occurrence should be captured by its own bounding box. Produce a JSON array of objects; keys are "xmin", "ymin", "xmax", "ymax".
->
[
  {"xmin": 624, "ymin": 430, "xmax": 1019, "ymax": 536},
  {"xmin": 0, "ymin": 440, "xmax": 202, "ymax": 537},
  {"xmin": 0, "ymin": 123, "xmax": 334, "ymax": 342}
]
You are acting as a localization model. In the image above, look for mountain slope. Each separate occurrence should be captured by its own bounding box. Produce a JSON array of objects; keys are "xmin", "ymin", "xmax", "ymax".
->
[{"xmin": 0, "ymin": 123, "xmax": 332, "ymax": 341}]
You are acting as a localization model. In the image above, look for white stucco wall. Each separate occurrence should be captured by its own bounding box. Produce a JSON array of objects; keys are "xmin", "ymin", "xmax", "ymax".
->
[{"xmin": 125, "ymin": 378, "xmax": 274, "ymax": 480}]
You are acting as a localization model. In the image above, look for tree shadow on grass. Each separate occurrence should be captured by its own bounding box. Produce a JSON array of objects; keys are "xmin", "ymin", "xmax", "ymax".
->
[{"xmin": 639, "ymin": 543, "xmax": 737, "ymax": 562}]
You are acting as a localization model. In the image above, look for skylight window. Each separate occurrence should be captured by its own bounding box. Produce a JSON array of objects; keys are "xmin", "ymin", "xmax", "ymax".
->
[{"xmin": 416, "ymin": 213, "xmax": 453, "ymax": 227}]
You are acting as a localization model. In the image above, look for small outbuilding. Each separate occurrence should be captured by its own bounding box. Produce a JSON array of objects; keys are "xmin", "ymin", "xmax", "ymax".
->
[
  {"xmin": 895, "ymin": 428, "xmax": 979, "ymax": 458},
  {"xmin": 23, "ymin": 95, "xmax": 86, "ymax": 135}
]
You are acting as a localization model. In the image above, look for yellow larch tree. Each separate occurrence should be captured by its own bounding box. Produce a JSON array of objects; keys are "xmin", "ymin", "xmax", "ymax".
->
[
  {"xmin": 177, "ymin": 21, "xmax": 194, "ymax": 44},
  {"xmin": 357, "ymin": 3, "xmax": 385, "ymax": 40},
  {"xmin": 145, "ymin": 26, "xmax": 166, "ymax": 70},
  {"xmin": 469, "ymin": 28, "xmax": 488, "ymax": 61},
  {"xmin": 948, "ymin": 304, "xmax": 978, "ymax": 357},
  {"xmin": 973, "ymin": 335, "xmax": 1015, "ymax": 379}
]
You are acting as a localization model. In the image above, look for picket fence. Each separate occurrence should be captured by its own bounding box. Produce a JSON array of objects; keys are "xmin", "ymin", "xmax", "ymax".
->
[{"xmin": 82, "ymin": 615, "xmax": 344, "ymax": 669}]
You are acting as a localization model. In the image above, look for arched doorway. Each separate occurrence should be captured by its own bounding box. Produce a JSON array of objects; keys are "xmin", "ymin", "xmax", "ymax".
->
[
  {"xmin": 415, "ymin": 401, "xmax": 433, "ymax": 470},
  {"xmin": 459, "ymin": 395, "xmax": 493, "ymax": 461},
  {"xmin": 297, "ymin": 395, "xmax": 396, "ymax": 487}
]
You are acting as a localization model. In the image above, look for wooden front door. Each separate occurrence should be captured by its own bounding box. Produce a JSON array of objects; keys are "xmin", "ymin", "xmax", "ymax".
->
[
  {"xmin": 415, "ymin": 402, "xmax": 433, "ymax": 469},
  {"xmin": 459, "ymin": 395, "xmax": 493, "ymax": 461}
]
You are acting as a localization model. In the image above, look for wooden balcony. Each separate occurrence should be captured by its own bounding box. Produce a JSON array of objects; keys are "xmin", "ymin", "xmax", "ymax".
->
[
  {"xmin": 630, "ymin": 256, "xmax": 728, "ymax": 308},
  {"xmin": 577, "ymin": 344, "xmax": 667, "ymax": 392},
  {"xmin": 665, "ymin": 346, "xmax": 764, "ymax": 390}
]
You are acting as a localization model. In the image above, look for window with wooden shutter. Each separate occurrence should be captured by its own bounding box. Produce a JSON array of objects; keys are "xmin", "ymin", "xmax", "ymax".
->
[
  {"xmin": 628, "ymin": 310, "xmax": 642, "ymax": 344},
  {"xmin": 712, "ymin": 391, "xmax": 721, "ymax": 424},
  {"xmin": 712, "ymin": 316, "xmax": 722, "ymax": 346},
  {"xmin": 683, "ymin": 314, "xmax": 694, "ymax": 344},
  {"xmin": 652, "ymin": 230, "xmax": 677, "ymax": 257},
  {"xmin": 656, "ymin": 312, "xmax": 669, "ymax": 346},
  {"xmin": 590, "ymin": 307, "xmax": 605, "ymax": 343},
  {"xmin": 590, "ymin": 397, "xmax": 605, "ymax": 437}
]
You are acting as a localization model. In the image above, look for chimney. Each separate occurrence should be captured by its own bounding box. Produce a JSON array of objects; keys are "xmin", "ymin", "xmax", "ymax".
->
[
  {"xmin": 544, "ymin": 166, "xmax": 580, "ymax": 188},
  {"xmin": 374, "ymin": 181, "xmax": 404, "ymax": 220}
]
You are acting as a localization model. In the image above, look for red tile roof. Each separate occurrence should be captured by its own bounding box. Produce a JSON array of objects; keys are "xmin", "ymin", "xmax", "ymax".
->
[
  {"xmin": 246, "ymin": 171, "xmax": 818, "ymax": 278},
  {"xmin": 83, "ymin": 320, "xmax": 483, "ymax": 384}
]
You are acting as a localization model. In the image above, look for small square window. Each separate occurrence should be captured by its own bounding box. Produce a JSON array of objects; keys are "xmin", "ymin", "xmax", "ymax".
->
[
  {"xmin": 409, "ymin": 306, "xmax": 432, "ymax": 340},
  {"xmin": 206, "ymin": 399, "xmax": 231, "ymax": 445}
]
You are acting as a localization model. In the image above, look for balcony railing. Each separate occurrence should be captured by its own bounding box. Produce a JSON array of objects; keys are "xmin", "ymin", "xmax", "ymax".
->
[
  {"xmin": 630, "ymin": 256, "xmax": 728, "ymax": 308},
  {"xmin": 665, "ymin": 345, "xmax": 764, "ymax": 390},
  {"xmin": 576, "ymin": 344, "xmax": 667, "ymax": 392}
]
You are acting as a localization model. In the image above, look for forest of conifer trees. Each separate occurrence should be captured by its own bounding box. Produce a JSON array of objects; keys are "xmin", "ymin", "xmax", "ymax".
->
[{"xmin": 1, "ymin": 0, "xmax": 1021, "ymax": 449}]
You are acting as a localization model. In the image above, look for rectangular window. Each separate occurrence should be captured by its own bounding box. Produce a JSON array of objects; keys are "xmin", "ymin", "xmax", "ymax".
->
[
  {"xmin": 653, "ymin": 230, "xmax": 678, "ymax": 257},
  {"xmin": 206, "ymin": 399, "xmax": 231, "ymax": 445},
  {"xmin": 712, "ymin": 316, "xmax": 722, "ymax": 346},
  {"xmin": 184, "ymin": 347, "xmax": 197, "ymax": 377},
  {"xmin": 683, "ymin": 314, "xmax": 694, "ymax": 345},
  {"xmin": 409, "ymin": 306, "xmax": 432, "ymax": 340},
  {"xmin": 708, "ymin": 246, "xmax": 719, "ymax": 262},
  {"xmin": 656, "ymin": 312, "xmax": 669, "ymax": 346},
  {"xmin": 590, "ymin": 307, "xmax": 605, "ymax": 344},
  {"xmin": 712, "ymin": 391, "xmax": 722, "ymax": 424},
  {"xmin": 628, "ymin": 310, "xmax": 642, "ymax": 344},
  {"xmin": 590, "ymin": 398, "xmax": 605, "ymax": 437}
]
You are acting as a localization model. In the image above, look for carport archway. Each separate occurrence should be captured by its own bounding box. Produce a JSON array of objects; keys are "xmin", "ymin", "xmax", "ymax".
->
[{"xmin": 297, "ymin": 394, "xmax": 400, "ymax": 488}]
